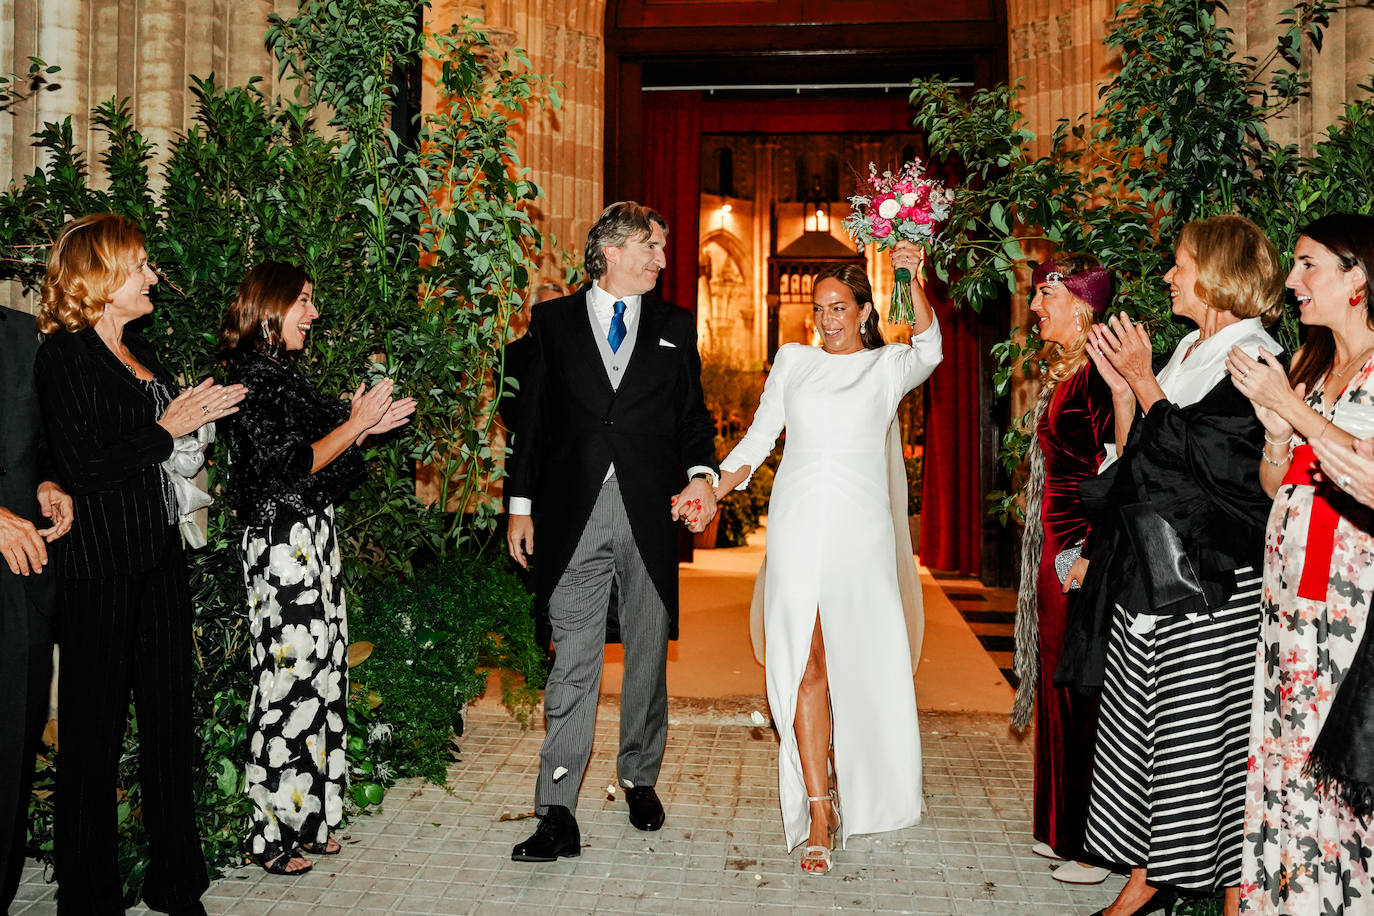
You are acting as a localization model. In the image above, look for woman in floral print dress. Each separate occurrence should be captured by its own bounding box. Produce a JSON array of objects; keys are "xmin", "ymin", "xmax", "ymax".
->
[
  {"xmin": 219, "ymin": 263, "xmax": 415, "ymax": 876},
  {"xmin": 1228, "ymin": 214, "xmax": 1374, "ymax": 914}
]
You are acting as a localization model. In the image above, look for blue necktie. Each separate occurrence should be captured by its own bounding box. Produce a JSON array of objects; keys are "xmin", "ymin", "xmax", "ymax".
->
[{"xmin": 608, "ymin": 300, "xmax": 627, "ymax": 353}]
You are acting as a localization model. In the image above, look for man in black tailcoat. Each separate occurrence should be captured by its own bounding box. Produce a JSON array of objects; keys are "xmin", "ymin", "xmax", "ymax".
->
[{"xmin": 506, "ymin": 202, "xmax": 718, "ymax": 861}]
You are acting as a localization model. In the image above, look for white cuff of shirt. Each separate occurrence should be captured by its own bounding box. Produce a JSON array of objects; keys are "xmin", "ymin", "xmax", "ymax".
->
[
  {"xmin": 686, "ymin": 466, "xmax": 718, "ymax": 487},
  {"xmin": 509, "ymin": 497, "xmax": 533, "ymax": 515}
]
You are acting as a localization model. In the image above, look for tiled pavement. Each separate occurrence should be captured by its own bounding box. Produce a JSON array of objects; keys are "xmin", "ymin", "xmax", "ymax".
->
[{"xmin": 12, "ymin": 703, "xmax": 1124, "ymax": 915}]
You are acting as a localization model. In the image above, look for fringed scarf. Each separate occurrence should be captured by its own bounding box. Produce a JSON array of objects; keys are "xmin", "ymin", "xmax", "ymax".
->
[
  {"xmin": 1010, "ymin": 383, "xmax": 1056, "ymax": 732},
  {"xmin": 1304, "ymin": 593, "xmax": 1374, "ymax": 818}
]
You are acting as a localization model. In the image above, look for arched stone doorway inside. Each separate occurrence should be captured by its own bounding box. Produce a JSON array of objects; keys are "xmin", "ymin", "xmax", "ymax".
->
[{"xmin": 603, "ymin": 0, "xmax": 1011, "ymax": 582}]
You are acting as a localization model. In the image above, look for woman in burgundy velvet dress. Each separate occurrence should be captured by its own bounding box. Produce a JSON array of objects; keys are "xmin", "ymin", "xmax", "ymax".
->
[{"xmin": 1010, "ymin": 255, "xmax": 1115, "ymax": 884}]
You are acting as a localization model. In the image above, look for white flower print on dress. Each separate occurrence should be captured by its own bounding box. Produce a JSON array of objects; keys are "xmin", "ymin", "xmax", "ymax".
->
[
  {"xmin": 267, "ymin": 522, "xmax": 317, "ymax": 588},
  {"xmin": 312, "ymin": 667, "xmax": 343, "ymax": 705},
  {"xmin": 282, "ymin": 697, "xmax": 322, "ymax": 740},
  {"xmin": 242, "ymin": 509, "xmax": 349, "ymax": 856},
  {"xmin": 324, "ymin": 782, "xmax": 343, "ymax": 826},
  {"xmin": 327, "ymin": 748, "xmax": 346, "ymax": 780},
  {"xmin": 246, "ymin": 578, "xmax": 281, "ymax": 639},
  {"xmin": 266, "ymin": 734, "xmax": 291, "ymax": 769},
  {"xmin": 269, "ymin": 769, "xmax": 321, "ymax": 831}
]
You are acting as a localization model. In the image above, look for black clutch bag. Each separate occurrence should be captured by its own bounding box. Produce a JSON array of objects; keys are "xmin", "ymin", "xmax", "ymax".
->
[{"xmin": 1117, "ymin": 502, "xmax": 1208, "ymax": 615}]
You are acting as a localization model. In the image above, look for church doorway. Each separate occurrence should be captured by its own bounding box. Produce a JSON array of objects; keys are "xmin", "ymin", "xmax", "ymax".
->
[{"xmin": 603, "ymin": 0, "xmax": 1011, "ymax": 583}]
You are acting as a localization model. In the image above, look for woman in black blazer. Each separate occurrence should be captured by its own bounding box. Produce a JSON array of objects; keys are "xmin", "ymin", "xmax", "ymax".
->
[{"xmin": 34, "ymin": 212, "xmax": 245, "ymax": 915}]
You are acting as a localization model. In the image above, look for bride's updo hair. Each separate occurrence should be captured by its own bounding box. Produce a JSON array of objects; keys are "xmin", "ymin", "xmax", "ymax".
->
[{"xmin": 815, "ymin": 264, "xmax": 884, "ymax": 349}]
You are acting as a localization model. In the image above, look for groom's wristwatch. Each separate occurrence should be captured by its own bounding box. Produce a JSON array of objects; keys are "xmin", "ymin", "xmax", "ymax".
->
[{"xmin": 690, "ymin": 470, "xmax": 718, "ymax": 487}]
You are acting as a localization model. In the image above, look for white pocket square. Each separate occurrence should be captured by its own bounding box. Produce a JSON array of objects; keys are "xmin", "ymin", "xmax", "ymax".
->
[{"xmin": 658, "ymin": 338, "xmax": 677, "ymax": 348}]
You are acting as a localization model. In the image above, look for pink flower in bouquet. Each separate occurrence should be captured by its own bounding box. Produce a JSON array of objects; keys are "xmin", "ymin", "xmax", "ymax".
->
[
  {"xmin": 893, "ymin": 179, "xmax": 916, "ymax": 197},
  {"xmin": 870, "ymin": 216, "xmax": 894, "ymax": 239},
  {"xmin": 910, "ymin": 208, "xmax": 934, "ymax": 226}
]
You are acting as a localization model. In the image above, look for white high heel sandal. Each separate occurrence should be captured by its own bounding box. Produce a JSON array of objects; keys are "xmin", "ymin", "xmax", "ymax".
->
[{"xmin": 800, "ymin": 792, "xmax": 841, "ymax": 876}]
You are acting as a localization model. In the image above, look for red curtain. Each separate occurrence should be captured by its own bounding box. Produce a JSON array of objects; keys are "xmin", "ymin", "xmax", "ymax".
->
[
  {"xmin": 637, "ymin": 91, "xmax": 983, "ymax": 575},
  {"xmin": 920, "ymin": 293, "xmax": 982, "ymax": 574},
  {"xmin": 641, "ymin": 91, "xmax": 704, "ymax": 313}
]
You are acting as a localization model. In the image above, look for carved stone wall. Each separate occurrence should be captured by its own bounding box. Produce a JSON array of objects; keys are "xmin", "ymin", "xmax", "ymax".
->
[
  {"xmin": 2, "ymin": 0, "xmax": 604, "ymax": 288},
  {"xmin": 1003, "ymin": 0, "xmax": 1374, "ymax": 419},
  {"xmin": 1, "ymin": 0, "xmax": 300, "ymax": 193}
]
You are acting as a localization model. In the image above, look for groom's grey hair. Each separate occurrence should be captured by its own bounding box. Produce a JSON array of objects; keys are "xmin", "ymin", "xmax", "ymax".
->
[{"xmin": 584, "ymin": 202, "xmax": 669, "ymax": 280}]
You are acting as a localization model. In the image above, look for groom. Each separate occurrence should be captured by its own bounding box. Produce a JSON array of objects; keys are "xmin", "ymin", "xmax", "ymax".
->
[{"xmin": 506, "ymin": 201, "xmax": 719, "ymax": 861}]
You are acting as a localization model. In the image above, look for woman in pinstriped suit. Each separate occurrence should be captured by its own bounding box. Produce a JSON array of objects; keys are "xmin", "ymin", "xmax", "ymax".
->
[{"xmin": 33, "ymin": 212, "xmax": 245, "ymax": 915}]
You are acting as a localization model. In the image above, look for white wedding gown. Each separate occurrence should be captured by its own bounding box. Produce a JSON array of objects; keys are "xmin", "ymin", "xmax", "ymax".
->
[{"xmin": 722, "ymin": 323, "xmax": 942, "ymax": 850}]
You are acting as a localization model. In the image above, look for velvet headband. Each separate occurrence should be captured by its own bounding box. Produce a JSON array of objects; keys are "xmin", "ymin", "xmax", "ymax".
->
[{"xmin": 1031, "ymin": 260, "xmax": 1113, "ymax": 315}]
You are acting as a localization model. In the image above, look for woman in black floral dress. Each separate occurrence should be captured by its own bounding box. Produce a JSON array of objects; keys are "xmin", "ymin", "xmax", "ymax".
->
[{"xmin": 218, "ymin": 263, "xmax": 414, "ymax": 875}]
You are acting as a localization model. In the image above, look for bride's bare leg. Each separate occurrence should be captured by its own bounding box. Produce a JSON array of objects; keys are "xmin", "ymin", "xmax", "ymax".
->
[{"xmin": 793, "ymin": 612, "xmax": 837, "ymax": 852}]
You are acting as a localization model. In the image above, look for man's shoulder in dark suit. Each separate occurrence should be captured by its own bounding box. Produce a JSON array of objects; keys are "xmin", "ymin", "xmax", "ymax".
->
[
  {"xmin": 0, "ymin": 305, "xmax": 38, "ymax": 348},
  {"xmin": 527, "ymin": 286, "xmax": 589, "ymax": 333}
]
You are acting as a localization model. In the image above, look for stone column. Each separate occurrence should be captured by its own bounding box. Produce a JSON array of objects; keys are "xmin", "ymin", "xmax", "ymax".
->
[{"xmin": 426, "ymin": 0, "xmax": 605, "ymax": 279}]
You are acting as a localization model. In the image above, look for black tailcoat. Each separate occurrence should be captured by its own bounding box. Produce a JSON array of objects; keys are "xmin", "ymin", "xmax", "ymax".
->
[{"xmin": 506, "ymin": 288, "xmax": 717, "ymax": 638}]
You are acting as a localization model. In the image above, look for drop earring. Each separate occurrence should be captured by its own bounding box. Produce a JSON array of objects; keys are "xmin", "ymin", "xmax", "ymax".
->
[
  {"xmin": 260, "ymin": 319, "xmax": 280, "ymax": 357},
  {"xmin": 1352, "ymin": 292, "xmax": 1365, "ymax": 307},
  {"xmin": 1074, "ymin": 313, "xmax": 1083, "ymax": 332}
]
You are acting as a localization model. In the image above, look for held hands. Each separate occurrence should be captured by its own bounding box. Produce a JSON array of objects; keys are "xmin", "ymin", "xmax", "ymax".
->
[
  {"xmin": 158, "ymin": 378, "xmax": 248, "ymax": 438},
  {"xmin": 1311, "ymin": 437, "xmax": 1374, "ymax": 509},
  {"xmin": 671, "ymin": 478, "xmax": 718, "ymax": 534},
  {"xmin": 2, "ymin": 480, "xmax": 75, "ymax": 574}
]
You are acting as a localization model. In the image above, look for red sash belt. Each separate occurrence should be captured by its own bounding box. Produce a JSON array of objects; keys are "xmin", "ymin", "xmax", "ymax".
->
[{"xmin": 1282, "ymin": 443, "xmax": 1338, "ymax": 602}]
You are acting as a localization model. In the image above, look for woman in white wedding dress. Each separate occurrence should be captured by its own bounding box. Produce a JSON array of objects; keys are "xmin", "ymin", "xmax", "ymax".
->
[{"xmin": 716, "ymin": 242, "xmax": 942, "ymax": 874}]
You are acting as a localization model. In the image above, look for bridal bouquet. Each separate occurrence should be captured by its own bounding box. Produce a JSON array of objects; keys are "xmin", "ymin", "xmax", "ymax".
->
[{"xmin": 842, "ymin": 160, "xmax": 954, "ymax": 324}]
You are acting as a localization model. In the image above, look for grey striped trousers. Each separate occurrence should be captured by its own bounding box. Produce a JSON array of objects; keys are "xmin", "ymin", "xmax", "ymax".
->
[{"xmin": 535, "ymin": 477, "xmax": 671, "ymax": 814}]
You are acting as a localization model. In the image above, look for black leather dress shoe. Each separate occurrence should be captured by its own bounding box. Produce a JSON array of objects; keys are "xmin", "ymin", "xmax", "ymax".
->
[
  {"xmin": 625, "ymin": 785, "xmax": 665, "ymax": 831},
  {"xmin": 511, "ymin": 805, "xmax": 581, "ymax": 862}
]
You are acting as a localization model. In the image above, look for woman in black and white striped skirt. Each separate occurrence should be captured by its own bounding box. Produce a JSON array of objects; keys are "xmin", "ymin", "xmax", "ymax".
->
[{"xmin": 1055, "ymin": 215, "xmax": 1286, "ymax": 916}]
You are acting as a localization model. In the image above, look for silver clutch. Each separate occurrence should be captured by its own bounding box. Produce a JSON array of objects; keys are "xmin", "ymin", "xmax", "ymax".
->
[{"xmin": 1054, "ymin": 541, "xmax": 1084, "ymax": 590}]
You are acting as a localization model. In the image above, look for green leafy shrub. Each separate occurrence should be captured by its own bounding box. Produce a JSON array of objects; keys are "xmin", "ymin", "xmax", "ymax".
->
[
  {"xmin": 907, "ymin": 0, "xmax": 1374, "ymax": 519},
  {"xmin": 349, "ymin": 549, "xmax": 547, "ymax": 783},
  {"xmin": 0, "ymin": 0, "xmax": 557, "ymax": 902}
]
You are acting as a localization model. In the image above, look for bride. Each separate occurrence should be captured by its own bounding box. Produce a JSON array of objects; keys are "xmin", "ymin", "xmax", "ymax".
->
[{"xmin": 716, "ymin": 241, "xmax": 942, "ymax": 874}]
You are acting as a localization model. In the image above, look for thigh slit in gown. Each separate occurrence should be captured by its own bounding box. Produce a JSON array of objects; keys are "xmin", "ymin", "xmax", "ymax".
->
[{"xmin": 723, "ymin": 334, "xmax": 942, "ymax": 851}]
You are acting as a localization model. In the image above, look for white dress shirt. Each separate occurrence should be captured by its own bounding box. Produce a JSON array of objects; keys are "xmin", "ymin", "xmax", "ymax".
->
[{"xmin": 509, "ymin": 281, "xmax": 715, "ymax": 516}]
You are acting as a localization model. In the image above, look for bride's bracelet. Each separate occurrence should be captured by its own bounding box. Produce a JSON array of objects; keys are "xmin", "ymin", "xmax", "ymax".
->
[{"xmin": 1264, "ymin": 431, "xmax": 1293, "ymax": 446}]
